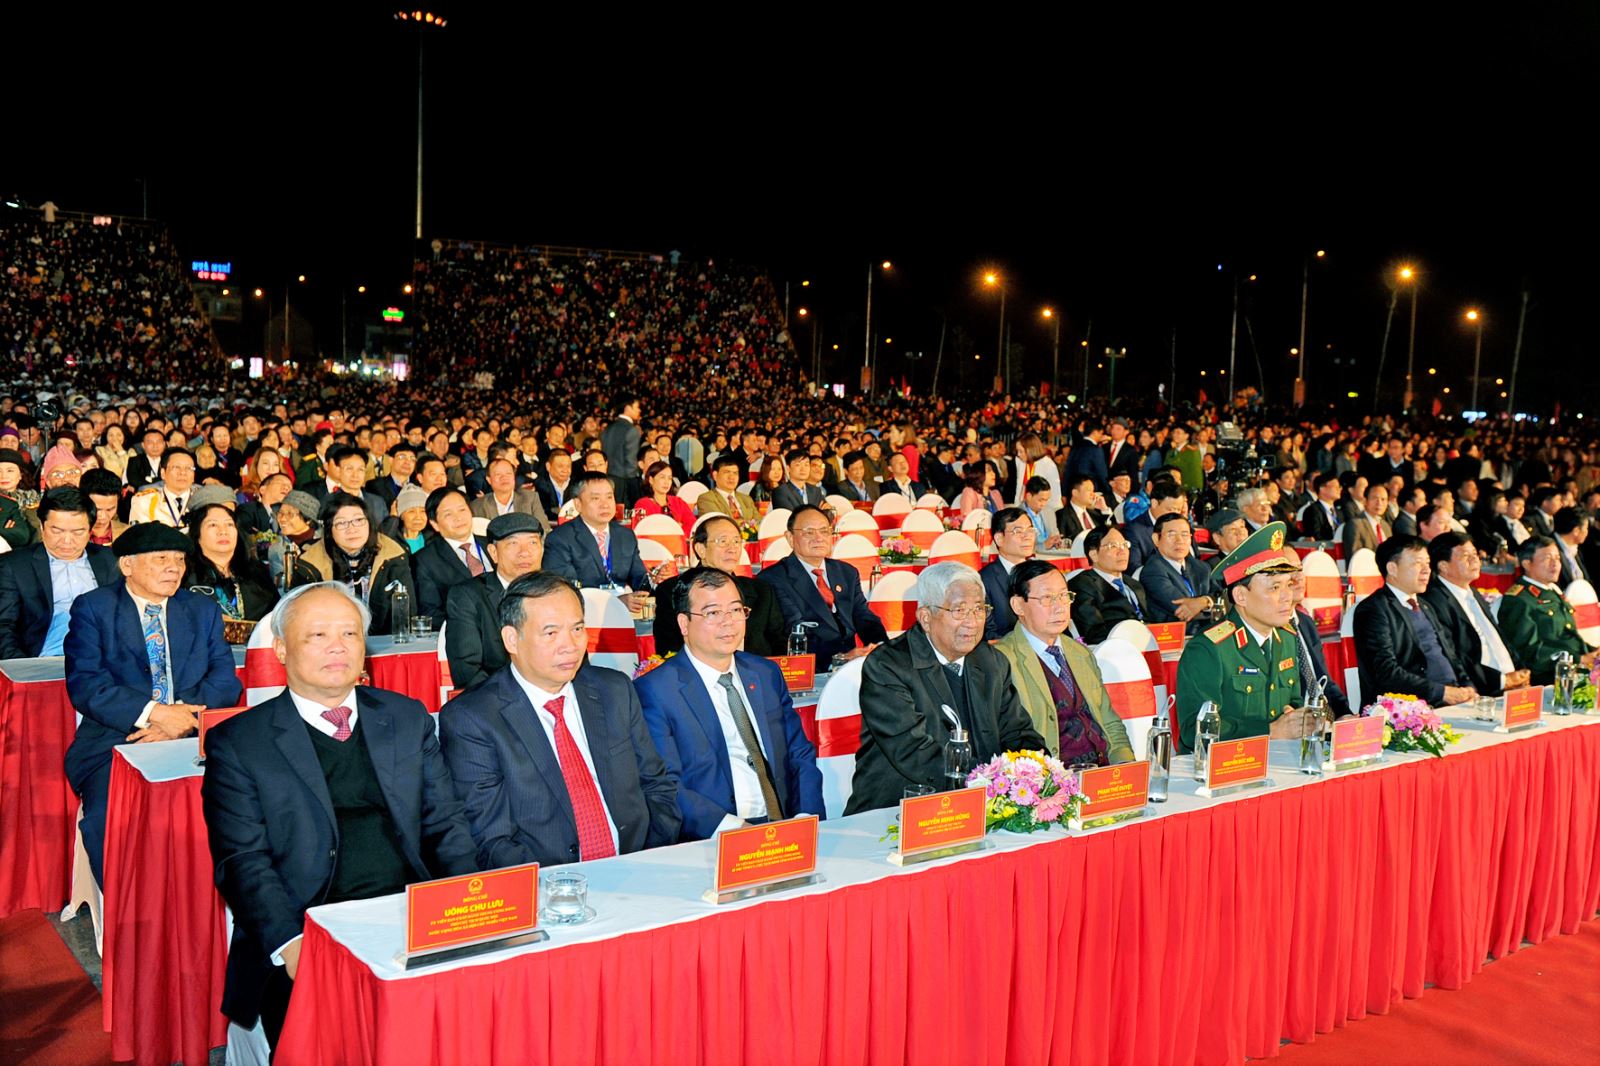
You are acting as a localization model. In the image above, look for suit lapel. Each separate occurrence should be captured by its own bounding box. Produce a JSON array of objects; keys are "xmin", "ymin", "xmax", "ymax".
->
[
  {"xmin": 29, "ymin": 546, "xmax": 52, "ymax": 613},
  {"xmin": 572, "ymin": 671, "xmax": 616, "ymax": 800},
  {"xmin": 738, "ymin": 655, "xmax": 784, "ymax": 777},
  {"xmin": 356, "ymin": 692, "xmax": 404, "ymax": 835},
  {"xmin": 270, "ymin": 695, "xmax": 336, "ymax": 830},
  {"xmin": 676, "ymin": 657, "xmax": 732, "ymax": 767},
  {"xmin": 496, "ymin": 671, "xmax": 568, "ymax": 816}
]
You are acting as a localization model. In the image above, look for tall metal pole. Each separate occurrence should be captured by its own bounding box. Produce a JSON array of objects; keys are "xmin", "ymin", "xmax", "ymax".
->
[
  {"xmin": 932, "ymin": 317, "xmax": 947, "ymax": 398},
  {"xmin": 1169, "ymin": 327, "xmax": 1177, "ymax": 406},
  {"xmin": 283, "ymin": 283, "xmax": 290, "ymax": 364},
  {"xmin": 1403, "ymin": 283, "xmax": 1419, "ymax": 413},
  {"xmin": 1081, "ymin": 319, "xmax": 1092, "ymax": 397},
  {"xmin": 1373, "ymin": 285, "xmax": 1399, "ymax": 413},
  {"xmin": 862, "ymin": 263, "xmax": 873, "ymax": 397},
  {"xmin": 341, "ymin": 290, "xmax": 348, "ymax": 363},
  {"xmin": 1507, "ymin": 290, "xmax": 1529, "ymax": 415},
  {"xmin": 1049, "ymin": 315, "xmax": 1060, "ymax": 398},
  {"xmin": 1468, "ymin": 316, "xmax": 1484, "ymax": 413},
  {"xmin": 995, "ymin": 285, "xmax": 1007, "ymax": 392},
  {"xmin": 414, "ymin": 30, "xmax": 425, "ymax": 241},
  {"xmin": 1227, "ymin": 277, "xmax": 1239, "ymax": 406},
  {"xmin": 1295, "ymin": 256, "xmax": 1309, "ymax": 406}
]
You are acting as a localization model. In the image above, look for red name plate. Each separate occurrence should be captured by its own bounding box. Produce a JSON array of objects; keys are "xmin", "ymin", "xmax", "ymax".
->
[
  {"xmin": 1207, "ymin": 735, "xmax": 1270, "ymax": 789},
  {"xmin": 715, "ymin": 815, "xmax": 819, "ymax": 892},
  {"xmin": 197, "ymin": 706, "xmax": 248, "ymax": 759},
  {"xmin": 897, "ymin": 786, "xmax": 986, "ymax": 857},
  {"xmin": 1330, "ymin": 715, "xmax": 1384, "ymax": 762},
  {"xmin": 1077, "ymin": 760, "xmax": 1151, "ymax": 819},
  {"xmin": 1147, "ymin": 622, "xmax": 1186, "ymax": 654},
  {"xmin": 768, "ymin": 654, "xmax": 817, "ymax": 692},
  {"xmin": 1503, "ymin": 686, "xmax": 1543, "ymax": 728},
  {"xmin": 1312, "ymin": 605, "xmax": 1342, "ymax": 634},
  {"xmin": 405, "ymin": 863, "xmax": 539, "ymax": 956}
]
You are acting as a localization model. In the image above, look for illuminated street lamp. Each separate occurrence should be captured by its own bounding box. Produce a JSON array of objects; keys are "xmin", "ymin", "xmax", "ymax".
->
[
  {"xmin": 395, "ymin": 10, "xmax": 448, "ymax": 240},
  {"xmin": 1465, "ymin": 308, "xmax": 1484, "ymax": 412},
  {"xmin": 983, "ymin": 270, "xmax": 1006, "ymax": 392},
  {"xmin": 1374, "ymin": 264, "xmax": 1417, "ymax": 413},
  {"xmin": 863, "ymin": 260, "xmax": 891, "ymax": 396},
  {"xmin": 1042, "ymin": 307, "xmax": 1061, "ymax": 397},
  {"xmin": 1295, "ymin": 248, "xmax": 1327, "ymax": 407}
]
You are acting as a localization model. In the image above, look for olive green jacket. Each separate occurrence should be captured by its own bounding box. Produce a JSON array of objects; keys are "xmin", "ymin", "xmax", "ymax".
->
[{"xmin": 993, "ymin": 624, "xmax": 1137, "ymax": 764}]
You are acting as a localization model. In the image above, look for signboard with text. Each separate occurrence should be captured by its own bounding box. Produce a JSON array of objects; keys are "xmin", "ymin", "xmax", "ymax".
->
[
  {"xmin": 768, "ymin": 655, "xmax": 817, "ymax": 693},
  {"xmin": 405, "ymin": 864, "xmax": 539, "ymax": 956},
  {"xmin": 1074, "ymin": 761, "xmax": 1151, "ymax": 822},
  {"xmin": 712, "ymin": 816, "xmax": 819, "ymax": 895},
  {"xmin": 1205, "ymin": 735, "xmax": 1270, "ymax": 792},
  {"xmin": 895, "ymin": 787, "xmax": 986, "ymax": 858}
]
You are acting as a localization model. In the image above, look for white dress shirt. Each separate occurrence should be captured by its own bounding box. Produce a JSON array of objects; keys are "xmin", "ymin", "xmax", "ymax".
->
[
  {"xmin": 1021, "ymin": 626, "xmax": 1067, "ymax": 677},
  {"xmin": 444, "ymin": 535, "xmax": 488, "ymax": 572},
  {"xmin": 507, "ymin": 665, "xmax": 620, "ymax": 852},
  {"xmin": 685, "ymin": 650, "xmax": 773, "ymax": 831},
  {"xmin": 289, "ymin": 686, "xmax": 359, "ymax": 737},
  {"xmin": 1439, "ymin": 580, "xmax": 1517, "ymax": 674}
]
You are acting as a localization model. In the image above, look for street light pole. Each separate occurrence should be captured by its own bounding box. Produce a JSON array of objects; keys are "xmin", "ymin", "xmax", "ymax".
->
[
  {"xmin": 396, "ymin": 11, "xmax": 448, "ymax": 242},
  {"xmin": 1043, "ymin": 309, "xmax": 1060, "ymax": 398},
  {"xmin": 996, "ymin": 284, "xmax": 1006, "ymax": 391},
  {"xmin": 1403, "ymin": 276, "xmax": 1419, "ymax": 413},
  {"xmin": 1507, "ymin": 290, "xmax": 1530, "ymax": 415},
  {"xmin": 1466, "ymin": 309, "xmax": 1484, "ymax": 413},
  {"xmin": 862, "ymin": 263, "xmax": 873, "ymax": 396}
]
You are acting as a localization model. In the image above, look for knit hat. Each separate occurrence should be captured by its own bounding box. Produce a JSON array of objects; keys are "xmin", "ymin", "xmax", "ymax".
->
[
  {"xmin": 395, "ymin": 485, "xmax": 428, "ymax": 515},
  {"xmin": 187, "ymin": 484, "xmax": 238, "ymax": 511},
  {"xmin": 279, "ymin": 490, "xmax": 322, "ymax": 523}
]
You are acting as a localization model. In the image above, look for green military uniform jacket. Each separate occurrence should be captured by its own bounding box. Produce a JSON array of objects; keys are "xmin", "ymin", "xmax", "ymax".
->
[
  {"xmin": 1495, "ymin": 577, "xmax": 1588, "ymax": 684},
  {"xmin": 992, "ymin": 625, "xmax": 1137, "ymax": 764},
  {"xmin": 0, "ymin": 493, "xmax": 38, "ymax": 550},
  {"xmin": 1175, "ymin": 608, "xmax": 1303, "ymax": 752}
]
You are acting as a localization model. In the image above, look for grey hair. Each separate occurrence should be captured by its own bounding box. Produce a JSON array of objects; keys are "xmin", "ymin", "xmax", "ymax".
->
[
  {"xmin": 916, "ymin": 561, "xmax": 985, "ymax": 611},
  {"xmin": 1235, "ymin": 487, "xmax": 1267, "ymax": 509},
  {"xmin": 270, "ymin": 581, "xmax": 372, "ymax": 640}
]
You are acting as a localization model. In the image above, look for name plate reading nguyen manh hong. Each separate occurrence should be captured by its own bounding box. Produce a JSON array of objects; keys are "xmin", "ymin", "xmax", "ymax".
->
[
  {"xmin": 890, "ymin": 786, "xmax": 988, "ymax": 866},
  {"xmin": 704, "ymin": 815, "xmax": 823, "ymax": 904},
  {"xmin": 403, "ymin": 863, "xmax": 545, "ymax": 969},
  {"xmin": 1200, "ymin": 734, "xmax": 1272, "ymax": 798}
]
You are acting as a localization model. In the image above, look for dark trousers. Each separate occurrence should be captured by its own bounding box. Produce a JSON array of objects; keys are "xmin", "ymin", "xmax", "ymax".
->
[
  {"xmin": 76, "ymin": 763, "xmax": 112, "ymax": 886},
  {"xmin": 260, "ymin": 966, "xmax": 295, "ymax": 1053}
]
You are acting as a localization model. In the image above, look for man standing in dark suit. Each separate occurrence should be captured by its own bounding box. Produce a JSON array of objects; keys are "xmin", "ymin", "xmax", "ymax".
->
[
  {"xmin": 980, "ymin": 507, "xmax": 1035, "ymax": 641},
  {"xmin": 439, "ymin": 572, "xmax": 680, "ymax": 869},
  {"xmin": 541, "ymin": 472, "xmax": 649, "ymax": 609},
  {"xmin": 846, "ymin": 563, "xmax": 1044, "ymax": 813},
  {"xmin": 636, "ymin": 568, "xmax": 824, "ymax": 839},
  {"xmin": 202, "ymin": 583, "xmax": 478, "ymax": 1049},
  {"xmin": 410, "ymin": 487, "xmax": 494, "ymax": 623},
  {"xmin": 601, "ymin": 395, "xmax": 643, "ymax": 478},
  {"xmin": 0, "ymin": 489, "xmax": 119, "ymax": 657},
  {"xmin": 1102, "ymin": 417, "xmax": 1141, "ymax": 484},
  {"xmin": 1420, "ymin": 532, "xmax": 1530, "ymax": 697},
  {"xmin": 1352, "ymin": 535, "xmax": 1479, "ymax": 708},
  {"xmin": 758, "ymin": 505, "xmax": 887, "ymax": 663},
  {"xmin": 444, "ymin": 514, "xmax": 545, "ymax": 693},
  {"xmin": 1139, "ymin": 514, "xmax": 1215, "ymax": 634},
  {"xmin": 64, "ymin": 523, "xmax": 242, "ymax": 884},
  {"xmin": 1064, "ymin": 424, "xmax": 1110, "ymax": 496},
  {"xmin": 1067, "ymin": 525, "xmax": 1148, "ymax": 643},
  {"xmin": 770, "ymin": 451, "xmax": 827, "ymax": 513}
]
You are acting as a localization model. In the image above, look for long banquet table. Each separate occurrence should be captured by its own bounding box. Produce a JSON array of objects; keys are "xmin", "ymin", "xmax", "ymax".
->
[{"xmin": 276, "ymin": 709, "xmax": 1600, "ymax": 1066}]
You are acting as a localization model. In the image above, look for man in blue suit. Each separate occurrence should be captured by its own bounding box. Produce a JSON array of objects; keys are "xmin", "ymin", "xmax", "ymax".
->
[
  {"xmin": 770, "ymin": 450, "xmax": 827, "ymax": 513},
  {"xmin": 757, "ymin": 505, "xmax": 887, "ymax": 664},
  {"xmin": 541, "ymin": 471, "xmax": 649, "ymax": 610},
  {"xmin": 1138, "ymin": 514, "xmax": 1217, "ymax": 635},
  {"xmin": 202, "ymin": 583, "xmax": 478, "ymax": 1048},
  {"xmin": 979, "ymin": 507, "xmax": 1034, "ymax": 641},
  {"xmin": 439, "ymin": 572, "xmax": 680, "ymax": 870},
  {"xmin": 637, "ymin": 569, "xmax": 823, "ymax": 839},
  {"xmin": 64, "ymin": 523, "xmax": 241, "ymax": 884}
]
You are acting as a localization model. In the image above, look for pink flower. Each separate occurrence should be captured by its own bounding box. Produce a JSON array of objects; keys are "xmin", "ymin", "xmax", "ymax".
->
[
  {"xmin": 1033, "ymin": 792, "xmax": 1067, "ymax": 823},
  {"xmin": 1010, "ymin": 783, "xmax": 1037, "ymax": 806}
]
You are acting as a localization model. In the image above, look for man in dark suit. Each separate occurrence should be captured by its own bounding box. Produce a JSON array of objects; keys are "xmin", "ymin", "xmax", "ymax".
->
[
  {"xmin": 1553, "ymin": 507, "xmax": 1594, "ymax": 589},
  {"xmin": 1056, "ymin": 474, "xmax": 1108, "ymax": 544},
  {"xmin": 875, "ymin": 451, "xmax": 926, "ymax": 500},
  {"xmin": 1525, "ymin": 487, "xmax": 1559, "ymax": 540},
  {"xmin": 770, "ymin": 450, "xmax": 827, "ymax": 513},
  {"xmin": 758, "ymin": 505, "xmax": 888, "ymax": 664},
  {"xmin": 601, "ymin": 395, "xmax": 642, "ymax": 478},
  {"xmin": 1420, "ymin": 532, "xmax": 1531, "ymax": 697},
  {"xmin": 1390, "ymin": 485, "xmax": 1425, "ymax": 538},
  {"xmin": 531, "ymin": 450, "xmax": 575, "ymax": 519},
  {"xmin": 845, "ymin": 562, "xmax": 1044, "ymax": 813},
  {"xmin": 64, "ymin": 523, "xmax": 242, "ymax": 884},
  {"xmin": 410, "ymin": 487, "xmax": 494, "ymax": 622},
  {"xmin": 1067, "ymin": 525, "xmax": 1149, "ymax": 644},
  {"xmin": 1139, "ymin": 514, "xmax": 1215, "ymax": 634},
  {"xmin": 637, "ymin": 569, "xmax": 824, "ymax": 839},
  {"xmin": 1352, "ymin": 535, "xmax": 1480, "ymax": 708},
  {"xmin": 202, "ymin": 583, "xmax": 478, "ymax": 1048},
  {"xmin": 831, "ymin": 450, "xmax": 877, "ymax": 504},
  {"xmin": 650, "ymin": 517, "xmax": 788, "ymax": 658},
  {"xmin": 365, "ymin": 443, "xmax": 417, "ymax": 508},
  {"xmin": 444, "ymin": 513, "xmax": 545, "ymax": 693},
  {"xmin": 0, "ymin": 488, "xmax": 119, "ymax": 657},
  {"xmin": 1064, "ymin": 425, "xmax": 1111, "ymax": 496},
  {"xmin": 469, "ymin": 457, "xmax": 553, "ymax": 532},
  {"xmin": 1102, "ymin": 418, "xmax": 1141, "ymax": 483},
  {"xmin": 1358, "ymin": 435, "xmax": 1412, "ymax": 495},
  {"xmin": 1298, "ymin": 471, "xmax": 1343, "ymax": 542},
  {"xmin": 1125, "ymin": 480, "xmax": 1187, "ymax": 574},
  {"xmin": 439, "ymin": 572, "xmax": 680, "ymax": 870},
  {"xmin": 122, "ymin": 428, "xmax": 168, "ymax": 493},
  {"xmin": 236, "ymin": 472, "xmax": 292, "ymax": 544},
  {"xmin": 541, "ymin": 472, "xmax": 649, "ymax": 608},
  {"xmin": 980, "ymin": 507, "xmax": 1035, "ymax": 641},
  {"xmin": 309, "ymin": 445, "xmax": 388, "ymax": 528}
]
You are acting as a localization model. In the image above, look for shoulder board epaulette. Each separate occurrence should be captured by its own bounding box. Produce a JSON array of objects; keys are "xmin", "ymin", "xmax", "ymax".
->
[
  {"xmin": 1505, "ymin": 584, "xmax": 1524, "ymax": 596},
  {"xmin": 1205, "ymin": 620, "xmax": 1237, "ymax": 644},
  {"xmin": 1281, "ymin": 621, "xmax": 1298, "ymax": 633}
]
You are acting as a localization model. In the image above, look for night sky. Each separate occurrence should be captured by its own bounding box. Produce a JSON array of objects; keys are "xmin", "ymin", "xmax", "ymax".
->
[{"xmin": 9, "ymin": 6, "xmax": 1596, "ymax": 414}]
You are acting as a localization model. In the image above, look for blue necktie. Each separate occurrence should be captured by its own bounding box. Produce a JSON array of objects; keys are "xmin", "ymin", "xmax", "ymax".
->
[
  {"xmin": 143, "ymin": 603, "xmax": 171, "ymax": 703},
  {"xmin": 1045, "ymin": 643, "xmax": 1079, "ymax": 703},
  {"xmin": 1113, "ymin": 578, "xmax": 1143, "ymax": 619}
]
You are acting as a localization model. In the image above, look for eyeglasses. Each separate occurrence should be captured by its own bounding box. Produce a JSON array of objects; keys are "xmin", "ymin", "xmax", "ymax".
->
[
  {"xmin": 928, "ymin": 604, "xmax": 994, "ymax": 622},
  {"xmin": 1026, "ymin": 592, "xmax": 1076, "ymax": 607},
  {"xmin": 703, "ymin": 536, "xmax": 743, "ymax": 549},
  {"xmin": 792, "ymin": 526, "xmax": 834, "ymax": 538},
  {"xmin": 687, "ymin": 605, "xmax": 752, "ymax": 623},
  {"xmin": 332, "ymin": 518, "xmax": 369, "ymax": 532}
]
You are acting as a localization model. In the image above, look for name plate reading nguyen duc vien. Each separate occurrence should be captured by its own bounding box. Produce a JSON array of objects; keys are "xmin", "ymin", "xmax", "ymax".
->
[
  {"xmin": 1200, "ymin": 734, "xmax": 1272, "ymax": 798},
  {"xmin": 704, "ymin": 815, "xmax": 823, "ymax": 904}
]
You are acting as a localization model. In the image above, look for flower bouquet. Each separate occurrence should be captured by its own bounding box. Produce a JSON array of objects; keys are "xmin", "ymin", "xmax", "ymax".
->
[
  {"xmin": 632, "ymin": 652, "xmax": 673, "ymax": 679},
  {"xmin": 1572, "ymin": 663, "xmax": 1600, "ymax": 711},
  {"xmin": 1368, "ymin": 693, "xmax": 1461, "ymax": 757},
  {"xmin": 878, "ymin": 537, "xmax": 924, "ymax": 565},
  {"xmin": 966, "ymin": 750, "xmax": 1085, "ymax": 833}
]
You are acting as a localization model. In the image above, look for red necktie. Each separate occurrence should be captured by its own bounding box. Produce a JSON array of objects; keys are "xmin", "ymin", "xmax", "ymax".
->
[
  {"xmin": 813, "ymin": 567, "xmax": 835, "ymax": 607},
  {"xmin": 321, "ymin": 705, "xmax": 353, "ymax": 742},
  {"xmin": 1375, "ymin": 519, "xmax": 1385, "ymax": 544},
  {"xmin": 726, "ymin": 493, "xmax": 739, "ymax": 515},
  {"xmin": 545, "ymin": 696, "xmax": 616, "ymax": 860},
  {"xmin": 461, "ymin": 543, "xmax": 485, "ymax": 576}
]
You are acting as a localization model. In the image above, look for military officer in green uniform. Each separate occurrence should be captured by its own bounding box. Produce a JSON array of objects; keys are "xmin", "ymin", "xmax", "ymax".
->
[
  {"xmin": 1176, "ymin": 521, "xmax": 1325, "ymax": 752},
  {"xmin": 1496, "ymin": 535, "xmax": 1596, "ymax": 684}
]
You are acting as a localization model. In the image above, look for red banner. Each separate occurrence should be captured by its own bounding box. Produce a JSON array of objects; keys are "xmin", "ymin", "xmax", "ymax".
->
[
  {"xmin": 405, "ymin": 864, "xmax": 539, "ymax": 956},
  {"xmin": 714, "ymin": 816, "xmax": 819, "ymax": 893},
  {"xmin": 587, "ymin": 627, "xmax": 639, "ymax": 655},
  {"xmin": 1207, "ymin": 735, "xmax": 1270, "ymax": 790},
  {"xmin": 897, "ymin": 787, "xmax": 986, "ymax": 857}
]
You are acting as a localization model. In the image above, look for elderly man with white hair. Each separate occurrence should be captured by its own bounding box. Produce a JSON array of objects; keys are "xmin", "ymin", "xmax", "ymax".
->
[
  {"xmin": 1236, "ymin": 486, "xmax": 1273, "ymax": 533},
  {"xmin": 844, "ymin": 562, "xmax": 1045, "ymax": 813}
]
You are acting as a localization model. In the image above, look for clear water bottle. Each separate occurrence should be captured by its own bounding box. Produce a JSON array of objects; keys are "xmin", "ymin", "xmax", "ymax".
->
[
  {"xmin": 788, "ymin": 622, "xmax": 810, "ymax": 658},
  {"xmin": 942, "ymin": 720, "xmax": 972, "ymax": 793},
  {"xmin": 869, "ymin": 559, "xmax": 883, "ymax": 592},
  {"xmin": 1298, "ymin": 687, "xmax": 1328, "ymax": 774},
  {"xmin": 1146, "ymin": 705, "xmax": 1172, "ymax": 803},
  {"xmin": 387, "ymin": 580, "xmax": 413, "ymax": 643},
  {"xmin": 1193, "ymin": 700, "xmax": 1221, "ymax": 781}
]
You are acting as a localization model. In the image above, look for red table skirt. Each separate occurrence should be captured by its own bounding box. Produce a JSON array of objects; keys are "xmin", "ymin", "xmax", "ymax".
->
[
  {"xmin": 1473, "ymin": 571, "xmax": 1516, "ymax": 594},
  {"xmin": 368, "ymin": 649, "xmax": 444, "ymax": 712},
  {"xmin": 0, "ymin": 674, "xmax": 77, "ymax": 919},
  {"xmin": 103, "ymin": 754, "xmax": 227, "ymax": 1066},
  {"xmin": 278, "ymin": 724, "xmax": 1600, "ymax": 1066}
]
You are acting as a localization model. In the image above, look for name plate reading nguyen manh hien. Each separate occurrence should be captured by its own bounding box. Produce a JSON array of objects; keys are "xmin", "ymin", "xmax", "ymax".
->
[
  {"xmin": 402, "ymin": 863, "xmax": 545, "ymax": 969},
  {"xmin": 889, "ymin": 786, "xmax": 988, "ymax": 866},
  {"xmin": 1199, "ymin": 734, "xmax": 1272, "ymax": 798},
  {"xmin": 704, "ymin": 815, "xmax": 823, "ymax": 904}
]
